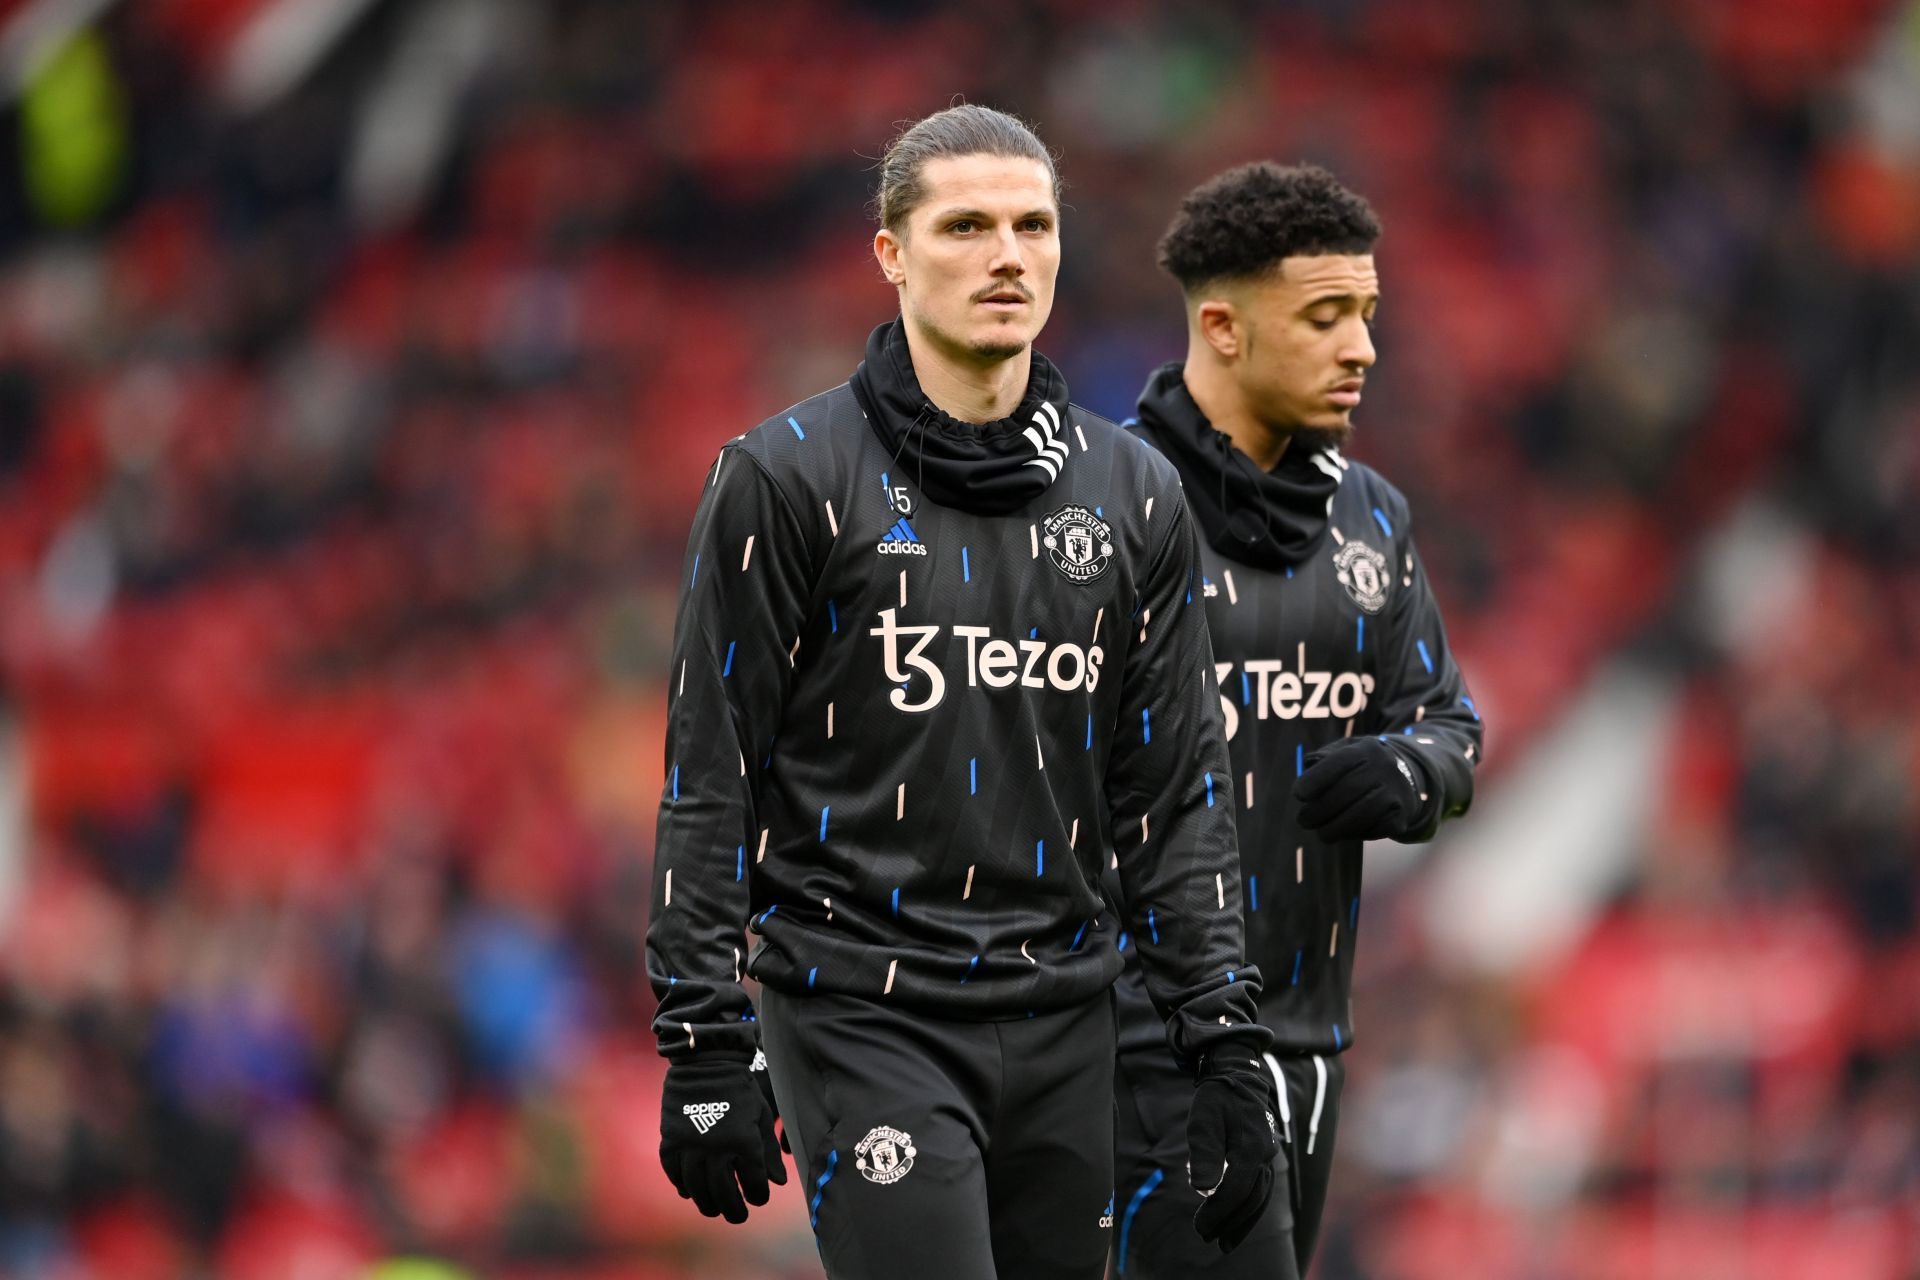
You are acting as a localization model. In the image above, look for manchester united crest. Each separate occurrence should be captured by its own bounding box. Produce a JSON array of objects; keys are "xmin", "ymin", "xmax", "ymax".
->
[
  {"xmin": 854, "ymin": 1125, "xmax": 917, "ymax": 1185},
  {"xmin": 1042, "ymin": 504, "xmax": 1115, "ymax": 585},
  {"xmin": 1334, "ymin": 539, "xmax": 1390, "ymax": 614}
]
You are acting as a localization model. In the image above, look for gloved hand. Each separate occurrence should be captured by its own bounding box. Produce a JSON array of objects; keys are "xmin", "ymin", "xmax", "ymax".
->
[
  {"xmin": 751, "ymin": 1046, "xmax": 791, "ymax": 1154},
  {"xmin": 1293, "ymin": 736, "xmax": 1426, "ymax": 842},
  {"xmin": 1187, "ymin": 1051, "xmax": 1281, "ymax": 1252},
  {"xmin": 660, "ymin": 1050, "xmax": 787, "ymax": 1222}
]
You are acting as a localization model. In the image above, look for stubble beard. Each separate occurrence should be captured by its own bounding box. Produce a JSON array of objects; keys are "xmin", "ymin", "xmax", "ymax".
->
[
  {"xmin": 1290, "ymin": 423, "xmax": 1354, "ymax": 454},
  {"xmin": 969, "ymin": 336, "xmax": 1028, "ymax": 362}
]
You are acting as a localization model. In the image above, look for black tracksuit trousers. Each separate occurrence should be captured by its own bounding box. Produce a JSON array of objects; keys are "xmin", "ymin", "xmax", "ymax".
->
[{"xmin": 762, "ymin": 987, "xmax": 1116, "ymax": 1280}]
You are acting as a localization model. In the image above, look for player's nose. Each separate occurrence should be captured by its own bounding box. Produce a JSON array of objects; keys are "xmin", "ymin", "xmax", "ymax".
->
[
  {"xmin": 1341, "ymin": 319, "xmax": 1376, "ymax": 369},
  {"xmin": 987, "ymin": 225, "xmax": 1027, "ymax": 276}
]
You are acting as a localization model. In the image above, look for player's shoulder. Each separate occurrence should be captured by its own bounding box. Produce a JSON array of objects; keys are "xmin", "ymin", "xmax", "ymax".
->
[
  {"xmin": 1072, "ymin": 403, "xmax": 1184, "ymax": 492},
  {"xmin": 722, "ymin": 382, "xmax": 870, "ymax": 491},
  {"xmin": 1330, "ymin": 452, "xmax": 1415, "ymax": 537}
]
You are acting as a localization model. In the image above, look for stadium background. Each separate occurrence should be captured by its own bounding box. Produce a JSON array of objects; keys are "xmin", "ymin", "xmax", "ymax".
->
[{"xmin": 0, "ymin": 0, "xmax": 1913, "ymax": 1276}]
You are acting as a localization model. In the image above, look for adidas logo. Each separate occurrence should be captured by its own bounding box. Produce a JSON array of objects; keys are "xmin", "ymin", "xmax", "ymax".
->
[
  {"xmin": 876, "ymin": 516, "xmax": 928, "ymax": 556},
  {"xmin": 683, "ymin": 1101, "xmax": 731, "ymax": 1135},
  {"xmin": 1098, "ymin": 1193, "xmax": 1115, "ymax": 1229}
]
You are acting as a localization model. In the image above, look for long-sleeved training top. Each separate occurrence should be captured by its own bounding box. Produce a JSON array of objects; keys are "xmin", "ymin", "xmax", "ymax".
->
[
  {"xmin": 646, "ymin": 323, "xmax": 1266, "ymax": 1068},
  {"xmin": 1113, "ymin": 363, "xmax": 1482, "ymax": 1058}
]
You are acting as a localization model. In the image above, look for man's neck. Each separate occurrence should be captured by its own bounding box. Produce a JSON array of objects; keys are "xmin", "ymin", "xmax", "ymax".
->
[
  {"xmin": 902, "ymin": 319, "xmax": 1031, "ymax": 424},
  {"xmin": 1182, "ymin": 349, "xmax": 1290, "ymax": 471}
]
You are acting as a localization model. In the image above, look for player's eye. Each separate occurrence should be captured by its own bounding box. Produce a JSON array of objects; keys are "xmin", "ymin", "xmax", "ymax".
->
[
  {"xmin": 949, "ymin": 219, "xmax": 976, "ymax": 234},
  {"xmin": 1021, "ymin": 218, "xmax": 1051, "ymax": 233}
]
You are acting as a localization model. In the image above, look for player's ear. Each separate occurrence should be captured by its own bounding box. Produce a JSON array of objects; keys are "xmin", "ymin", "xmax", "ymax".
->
[
  {"xmin": 875, "ymin": 227, "xmax": 905, "ymax": 286},
  {"xmin": 1195, "ymin": 298, "xmax": 1240, "ymax": 360}
]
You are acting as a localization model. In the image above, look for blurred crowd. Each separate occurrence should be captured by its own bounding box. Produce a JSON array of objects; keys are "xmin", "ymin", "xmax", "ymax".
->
[{"xmin": 0, "ymin": 0, "xmax": 1914, "ymax": 1276}]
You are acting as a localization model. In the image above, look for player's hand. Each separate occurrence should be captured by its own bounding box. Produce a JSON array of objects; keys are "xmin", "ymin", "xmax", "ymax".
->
[
  {"xmin": 660, "ymin": 1051, "xmax": 788, "ymax": 1222},
  {"xmin": 750, "ymin": 1045, "xmax": 791, "ymax": 1154},
  {"xmin": 1293, "ymin": 736, "xmax": 1424, "ymax": 842},
  {"xmin": 1186, "ymin": 1052, "xmax": 1281, "ymax": 1252}
]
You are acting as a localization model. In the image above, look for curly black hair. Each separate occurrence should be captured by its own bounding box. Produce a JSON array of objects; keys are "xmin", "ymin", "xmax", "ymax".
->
[{"xmin": 1157, "ymin": 162, "xmax": 1380, "ymax": 291}]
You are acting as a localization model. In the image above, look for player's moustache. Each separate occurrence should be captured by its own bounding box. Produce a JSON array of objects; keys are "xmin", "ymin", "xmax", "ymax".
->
[{"xmin": 972, "ymin": 283, "xmax": 1035, "ymax": 303}]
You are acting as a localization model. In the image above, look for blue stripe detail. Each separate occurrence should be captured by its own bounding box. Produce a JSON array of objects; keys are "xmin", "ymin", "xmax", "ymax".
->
[
  {"xmin": 962, "ymin": 546, "xmax": 971, "ymax": 582},
  {"xmin": 1248, "ymin": 876, "xmax": 1259, "ymax": 912},
  {"xmin": 723, "ymin": 641, "xmax": 736, "ymax": 677},
  {"xmin": 1117, "ymin": 1168, "xmax": 1165, "ymax": 1275},
  {"xmin": 671, "ymin": 765, "xmax": 678, "ymax": 801},
  {"xmin": 1357, "ymin": 615, "xmax": 1365, "ymax": 652},
  {"xmin": 1417, "ymin": 639, "xmax": 1433, "ymax": 673},
  {"xmin": 1029, "ymin": 626, "xmax": 1038, "ymax": 639},
  {"xmin": 1095, "ymin": 505, "xmax": 1103, "ymax": 517},
  {"xmin": 736, "ymin": 845, "xmax": 744, "ymax": 881},
  {"xmin": 1036, "ymin": 840, "xmax": 1045, "ymax": 876},
  {"xmin": 1462, "ymin": 695, "xmax": 1480, "ymax": 721},
  {"xmin": 1226, "ymin": 969, "xmax": 1236, "ymax": 984},
  {"xmin": 1333, "ymin": 1024, "xmax": 1344, "ymax": 1050},
  {"xmin": 1296, "ymin": 744, "xmax": 1305, "ymax": 776},
  {"xmin": 1285, "ymin": 565, "xmax": 1294, "ymax": 579},
  {"xmin": 881, "ymin": 471, "xmax": 890, "ymax": 496},
  {"xmin": 1292, "ymin": 951, "xmax": 1303, "ymax": 985},
  {"xmin": 1117, "ymin": 931, "xmax": 1129, "ymax": 951},
  {"xmin": 829, "ymin": 599, "xmax": 839, "ymax": 633},
  {"xmin": 1071, "ymin": 920, "xmax": 1088, "ymax": 950},
  {"xmin": 892, "ymin": 887, "xmax": 901, "ymax": 916},
  {"xmin": 807, "ymin": 967, "xmax": 817, "ymax": 987},
  {"xmin": 962, "ymin": 955, "xmax": 979, "ymax": 982},
  {"xmin": 819, "ymin": 807, "xmax": 830, "ymax": 841},
  {"xmin": 1147, "ymin": 909, "xmax": 1159, "ymax": 945},
  {"xmin": 787, "ymin": 415, "xmax": 806, "ymax": 440},
  {"xmin": 758, "ymin": 905, "xmax": 778, "ymax": 926},
  {"xmin": 1351, "ymin": 896, "xmax": 1359, "ymax": 928},
  {"xmin": 970, "ymin": 758, "xmax": 977, "ymax": 795},
  {"xmin": 1241, "ymin": 672, "xmax": 1251, "ymax": 705},
  {"xmin": 1086, "ymin": 715, "xmax": 1093, "ymax": 750},
  {"xmin": 690, "ymin": 553, "xmax": 700, "ymax": 588},
  {"xmin": 810, "ymin": 1150, "xmax": 838, "ymax": 1229},
  {"xmin": 1204, "ymin": 771, "xmax": 1214, "ymax": 807},
  {"xmin": 1372, "ymin": 506, "xmax": 1393, "ymax": 538},
  {"xmin": 1142, "ymin": 708, "xmax": 1152, "ymax": 743}
]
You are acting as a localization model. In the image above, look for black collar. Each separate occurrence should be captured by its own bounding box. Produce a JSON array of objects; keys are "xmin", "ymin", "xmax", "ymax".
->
[
  {"xmin": 850, "ymin": 319, "xmax": 1072, "ymax": 515},
  {"xmin": 1134, "ymin": 362, "xmax": 1345, "ymax": 570}
]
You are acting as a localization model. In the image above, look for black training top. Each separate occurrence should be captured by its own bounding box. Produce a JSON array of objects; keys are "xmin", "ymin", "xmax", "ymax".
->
[
  {"xmin": 646, "ymin": 324, "xmax": 1267, "ymax": 1069},
  {"xmin": 1113, "ymin": 363, "xmax": 1482, "ymax": 1058}
]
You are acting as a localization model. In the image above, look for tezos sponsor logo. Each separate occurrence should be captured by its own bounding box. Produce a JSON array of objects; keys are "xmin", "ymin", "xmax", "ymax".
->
[
  {"xmin": 1214, "ymin": 659, "xmax": 1376, "ymax": 740},
  {"xmin": 855, "ymin": 1125, "xmax": 916, "ymax": 1184},
  {"xmin": 871, "ymin": 609, "xmax": 1104, "ymax": 714},
  {"xmin": 1334, "ymin": 539, "xmax": 1389, "ymax": 613},
  {"xmin": 682, "ymin": 1101, "xmax": 730, "ymax": 1135},
  {"xmin": 1042, "ymin": 504, "xmax": 1114, "ymax": 585}
]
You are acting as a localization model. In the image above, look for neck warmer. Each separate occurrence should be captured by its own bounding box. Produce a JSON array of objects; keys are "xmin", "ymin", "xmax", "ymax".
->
[
  {"xmin": 849, "ymin": 319, "xmax": 1072, "ymax": 515},
  {"xmin": 1134, "ymin": 362, "xmax": 1344, "ymax": 570}
]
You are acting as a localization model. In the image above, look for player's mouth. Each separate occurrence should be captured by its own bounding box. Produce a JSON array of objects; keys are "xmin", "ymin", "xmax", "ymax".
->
[
  {"xmin": 1329, "ymin": 379, "xmax": 1364, "ymax": 408},
  {"xmin": 975, "ymin": 286, "xmax": 1032, "ymax": 312}
]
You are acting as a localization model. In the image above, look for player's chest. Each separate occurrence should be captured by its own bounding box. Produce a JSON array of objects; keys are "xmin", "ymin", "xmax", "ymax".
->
[
  {"xmin": 1196, "ymin": 531, "xmax": 1395, "ymax": 738},
  {"xmin": 811, "ymin": 476, "xmax": 1154, "ymax": 712}
]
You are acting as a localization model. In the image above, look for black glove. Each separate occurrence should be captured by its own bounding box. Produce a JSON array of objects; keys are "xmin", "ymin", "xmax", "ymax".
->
[
  {"xmin": 751, "ymin": 1046, "xmax": 791, "ymax": 1154},
  {"xmin": 660, "ymin": 1052, "xmax": 787, "ymax": 1222},
  {"xmin": 1293, "ymin": 736, "xmax": 1426, "ymax": 842},
  {"xmin": 1187, "ymin": 1051, "xmax": 1281, "ymax": 1252}
]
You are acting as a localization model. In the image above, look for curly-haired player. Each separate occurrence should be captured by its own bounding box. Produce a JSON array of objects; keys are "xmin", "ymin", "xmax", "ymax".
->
[{"xmin": 1107, "ymin": 162, "xmax": 1484, "ymax": 1278}]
